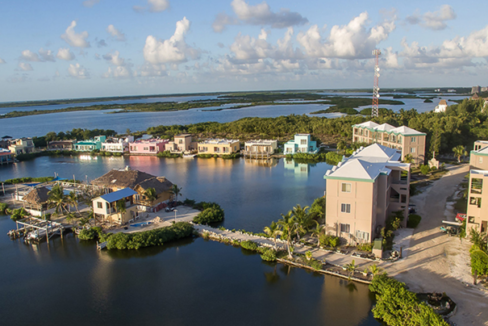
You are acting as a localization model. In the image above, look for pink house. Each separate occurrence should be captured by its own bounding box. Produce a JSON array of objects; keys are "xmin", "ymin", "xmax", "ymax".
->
[{"xmin": 129, "ymin": 139, "xmax": 169, "ymax": 155}]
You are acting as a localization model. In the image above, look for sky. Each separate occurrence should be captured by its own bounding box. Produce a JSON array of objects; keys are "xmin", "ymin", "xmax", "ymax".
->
[{"xmin": 1, "ymin": 0, "xmax": 488, "ymax": 102}]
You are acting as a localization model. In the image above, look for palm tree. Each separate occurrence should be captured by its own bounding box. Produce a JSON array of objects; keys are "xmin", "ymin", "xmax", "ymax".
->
[
  {"xmin": 403, "ymin": 154, "xmax": 414, "ymax": 164},
  {"xmin": 116, "ymin": 199, "xmax": 126, "ymax": 222},
  {"xmin": 292, "ymin": 204, "xmax": 313, "ymax": 240},
  {"xmin": 66, "ymin": 191, "xmax": 79, "ymax": 213},
  {"xmin": 48, "ymin": 184, "xmax": 68, "ymax": 214},
  {"xmin": 277, "ymin": 211, "xmax": 296, "ymax": 259},
  {"xmin": 78, "ymin": 217, "xmax": 90, "ymax": 229},
  {"xmin": 369, "ymin": 264, "xmax": 382, "ymax": 277},
  {"xmin": 345, "ymin": 260, "xmax": 357, "ymax": 281},
  {"xmin": 6, "ymin": 207, "xmax": 29, "ymax": 222},
  {"xmin": 311, "ymin": 222, "xmax": 325, "ymax": 246},
  {"xmin": 65, "ymin": 212, "xmax": 77, "ymax": 224},
  {"xmin": 169, "ymin": 184, "xmax": 182, "ymax": 202},
  {"xmin": 452, "ymin": 145, "xmax": 467, "ymax": 163},
  {"xmin": 263, "ymin": 221, "xmax": 282, "ymax": 250},
  {"xmin": 144, "ymin": 187, "xmax": 157, "ymax": 203}
]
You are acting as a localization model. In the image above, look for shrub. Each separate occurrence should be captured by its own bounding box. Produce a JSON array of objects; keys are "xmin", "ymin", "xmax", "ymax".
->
[
  {"xmin": 407, "ymin": 214, "xmax": 422, "ymax": 228},
  {"xmin": 183, "ymin": 198, "xmax": 196, "ymax": 206},
  {"xmin": 319, "ymin": 234, "xmax": 340, "ymax": 248},
  {"xmin": 420, "ymin": 164, "xmax": 431, "ymax": 175},
  {"xmin": 106, "ymin": 222, "xmax": 193, "ymax": 250},
  {"xmin": 357, "ymin": 243, "xmax": 372, "ymax": 252},
  {"xmin": 0, "ymin": 203, "xmax": 8, "ymax": 214},
  {"xmin": 78, "ymin": 228, "xmax": 98, "ymax": 240},
  {"xmin": 369, "ymin": 274, "xmax": 448, "ymax": 326},
  {"xmin": 202, "ymin": 232, "xmax": 210, "ymax": 240},
  {"xmin": 3, "ymin": 176, "xmax": 54, "ymax": 184},
  {"xmin": 471, "ymin": 249, "xmax": 488, "ymax": 278},
  {"xmin": 325, "ymin": 152, "xmax": 343, "ymax": 165},
  {"xmin": 240, "ymin": 240, "xmax": 259, "ymax": 251},
  {"xmin": 157, "ymin": 151, "xmax": 181, "ymax": 158},
  {"xmin": 260, "ymin": 248, "xmax": 277, "ymax": 261},
  {"xmin": 310, "ymin": 260, "xmax": 323, "ymax": 271},
  {"xmin": 193, "ymin": 207, "xmax": 225, "ymax": 224}
]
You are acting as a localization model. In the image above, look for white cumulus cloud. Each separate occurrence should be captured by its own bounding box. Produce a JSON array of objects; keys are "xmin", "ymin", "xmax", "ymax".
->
[
  {"xmin": 18, "ymin": 62, "xmax": 33, "ymax": 71},
  {"xmin": 297, "ymin": 12, "xmax": 395, "ymax": 59},
  {"xmin": 21, "ymin": 50, "xmax": 40, "ymax": 62},
  {"xmin": 406, "ymin": 5, "xmax": 456, "ymax": 31},
  {"xmin": 68, "ymin": 63, "xmax": 89, "ymax": 79},
  {"xmin": 102, "ymin": 66, "xmax": 132, "ymax": 79},
  {"xmin": 143, "ymin": 17, "xmax": 199, "ymax": 64},
  {"xmin": 39, "ymin": 48, "xmax": 55, "ymax": 62},
  {"xmin": 56, "ymin": 48, "xmax": 75, "ymax": 61},
  {"xmin": 21, "ymin": 49, "xmax": 55, "ymax": 62},
  {"xmin": 61, "ymin": 21, "xmax": 90, "ymax": 48},
  {"xmin": 107, "ymin": 24, "xmax": 126, "ymax": 41},
  {"xmin": 103, "ymin": 51, "xmax": 125, "ymax": 66},
  {"xmin": 213, "ymin": 0, "xmax": 308, "ymax": 32}
]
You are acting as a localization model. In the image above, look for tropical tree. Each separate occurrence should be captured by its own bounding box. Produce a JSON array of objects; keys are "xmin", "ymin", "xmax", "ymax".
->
[
  {"xmin": 369, "ymin": 264, "xmax": 382, "ymax": 276},
  {"xmin": 345, "ymin": 260, "xmax": 357, "ymax": 281},
  {"xmin": 78, "ymin": 217, "xmax": 90, "ymax": 229},
  {"xmin": 263, "ymin": 221, "xmax": 282, "ymax": 250},
  {"xmin": 169, "ymin": 184, "xmax": 182, "ymax": 202},
  {"xmin": 277, "ymin": 210, "xmax": 296, "ymax": 259},
  {"xmin": 452, "ymin": 145, "xmax": 467, "ymax": 163},
  {"xmin": 6, "ymin": 207, "xmax": 29, "ymax": 221},
  {"xmin": 311, "ymin": 222, "xmax": 325, "ymax": 246},
  {"xmin": 310, "ymin": 196, "xmax": 326, "ymax": 221},
  {"xmin": 116, "ymin": 199, "xmax": 127, "ymax": 222},
  {"xmin": 403, "ymin": 154, "xmax": 414, "ymax": 164},
  {"xmin": 337, "ymin": 139, "xmax": 347, "ymax": 153},
  {"xmin": 65, "ymin": 212, "xmax": 77, "ymax": 224},
  {"xmin": 144, "ymin": 187, "xmax": 157, "ymax": 203},
  {"xmin": 48, "ymin": 184, "xmax": 68, "ymax": 214},
  {"xmin": 66, "ymin": 191, "xmax": 79, "ymax": 213}
]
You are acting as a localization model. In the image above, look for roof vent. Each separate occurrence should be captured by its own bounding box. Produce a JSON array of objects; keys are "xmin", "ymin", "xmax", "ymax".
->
[
  {"xmin": 337, "ymin": 162, "xmax": 343, "ymax": 167},
  {"xmin": 325, "ymin": 170, "xmax": 331, "ymax": 176},
  {"xmin": 332, "ymin": 166, "xmax": 337, "ymax": 171}
]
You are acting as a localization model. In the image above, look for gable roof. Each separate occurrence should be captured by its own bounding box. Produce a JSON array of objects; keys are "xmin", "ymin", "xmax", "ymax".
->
[
  {"xmin": 24, "ymin": 187, "xmax": 50, "ymax": 204},
  {"xmin": 438, "ymin": 99, "xmax": 447, "ymax": 105},
  {"xmin": 390, "ymin": 126, "xmax": 426, "ymax": 136},
  {"xmin": 351, "ymin": 143, "xmax": 401, "ymax": 162},
  {"xmin": 354, "ymin": 121, "xmax": 379, "ymax": 129},
  {"xmin": 353, "ymin": 120, "xmax": 426, "ymax": 136},
  {"xmin": 91, "ymin": 169, "xmax": 157, "ymax": 188},
  {"xmin": 135, "ymin": 177, "xmax": 173, "ymax": 194},
  {"xmin": 99, "ymin": 188, "xmax": 137, "ymax": 203}
]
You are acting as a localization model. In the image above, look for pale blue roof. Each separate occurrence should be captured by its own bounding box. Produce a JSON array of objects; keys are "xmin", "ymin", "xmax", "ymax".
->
[{"xmin": 100, "ymin": 188, "xmax": 137, "ymax": 203}]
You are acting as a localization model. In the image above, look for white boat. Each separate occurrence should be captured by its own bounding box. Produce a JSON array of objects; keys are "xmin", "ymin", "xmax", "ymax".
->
[{"xmin": 183, "ymin": 154, "xmax": 196, "ymax": 158}]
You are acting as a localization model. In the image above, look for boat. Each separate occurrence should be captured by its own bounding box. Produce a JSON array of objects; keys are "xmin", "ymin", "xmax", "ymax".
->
[{"xmin": 183, "ymin": 154, "xmax": 196, "ymax": 158}]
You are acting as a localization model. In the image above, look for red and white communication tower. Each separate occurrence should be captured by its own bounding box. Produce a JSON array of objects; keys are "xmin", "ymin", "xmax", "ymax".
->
[{"xmin": 371, "ymin": 49, "xmax": 381, "ymax": 118}]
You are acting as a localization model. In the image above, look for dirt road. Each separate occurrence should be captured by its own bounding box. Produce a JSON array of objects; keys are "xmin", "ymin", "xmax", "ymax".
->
[{"xmin": 384, "ymin": 165, "xmax": 488, "ymax": 325}]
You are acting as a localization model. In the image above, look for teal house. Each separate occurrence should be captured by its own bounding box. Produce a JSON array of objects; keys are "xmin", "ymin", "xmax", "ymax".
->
[
  {"xmin": 284, "ymin": 134, "xmax": 318, "ymax": 154},
  {"xmin": 74, "ymin": 136, "xmax": 107, "ymax": 152}
]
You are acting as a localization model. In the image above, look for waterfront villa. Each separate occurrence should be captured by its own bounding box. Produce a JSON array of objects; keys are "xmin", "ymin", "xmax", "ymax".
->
[
  {"xmin": 0, "ymin": 136, "xmax": 12, "ymax": 149},
  {"xmin": 244, "ymin": 140, "xmax": 278, "ymax": 156},
  {"xmin": 0, "ymin": 148, "xmax": 13, "ymax": 165},
  {"xmin": 324, "ymin": 143, "xmax": 411, "ymax": 245},
  {"xmin": 8, "ymin": 137, "xmax": 35, "ymax": 155},
  {"xmin": 352, "ymin": 121, "xmax": 426, "ymax": 166},
  {"xmin": 128, "ymin": 138, "xmax": 168, "ymax": 155},
  {"xmin": 166, "ymin": 134, "xmax": 198, "ymax": 153},
  {"xmin": 91, "ymin": 167, "xmax": 174, "ymax": 212},
  {"xmin": 92, "ymin": 188, "xmax": 139, "ymax": 225},
  {"xmin": 47, "ymin": 140, "xmax": 75, "ymax": 150},
  {"xmin": 284, "ymin": 134, "xmax": 318, "ymax": 154},
  {"xmin": 466, "ymin": 141, "xmax": 488, "ymax": 234},
  {"xmin": 197, "ymin": 139, "xmax": 240, "ymax": 155},
  {"xmin": 73, "ymin": 136, "xmax": 107, "ymax": 152},
  {"xmin": 22, "ymin": 186, "xmax": 50, "ymax": 217},
  {"xmin": 434, "ymin": 99, "xmax": 448, "ymax": 113},
  {"xmin": 102, "ymin": 136, "xmax": 134, "ymax": 153}
]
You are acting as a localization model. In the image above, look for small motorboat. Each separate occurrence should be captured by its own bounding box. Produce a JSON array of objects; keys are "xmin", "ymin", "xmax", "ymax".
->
[{"xmin": 183, "ymin": 154, "xmax": 196, "ymax": 158}]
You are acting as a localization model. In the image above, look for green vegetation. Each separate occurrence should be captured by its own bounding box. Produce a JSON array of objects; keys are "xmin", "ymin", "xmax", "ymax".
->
[
  {"xmin": 157, "ymin": 151, "xmax": 181, "ymax": 158},
  {"xmin": 319, "ymin": 234, "xmax": 340, "ymax": 248},
  {"xmin": 424, "ymin": 99, "xmax": 433, "ymax": 103},
  {"xmin": 3, "ymin": 176, "xmax": 54, "ymax": 184},
  {"xmin": 381, "ymin": 211, "xmax": 405, "ymax": 250},
  {"xmin": 78, "ymin": 227, "xmax": 103, "ymax": 241},
  {"xmin": 369, "ymin": 274, "xmax": 449, "ymax": 326},
  {"xmin": 471, "ymin": 249, "xmax": 488, "ymax": 282},
  {"xmin": 420, "ymin": 164, "xmax": 431, "ymax": 175},
  {"xmin": 241, "ymin": 240, "xmax": 259, "ymax": 251},
  {"xmin": 221, "ymin": 153, "xmax": 241, "ymax": 159},
  {"xmin": 106, "ymin": 222, "xmax": 193, "ymax": 250},
  {"xmin": 452, "ymin": 145, "xmax": 467, "ymax": 163},
  {"xmin": 309, "ymin": 98, "xmax": 403, "ymax": 115},
  {"xmin": 357, "ymin": 243, "xmax": 373, "ymax": 252},
  {"xmin": 0, "ymin": 203, "xmax": 9, "ymax": 215},
  {"xmin": 33, "ymin": 128, "xmax": 117, "ymax": 147},
  {"xmin": 6, "ymin": 207, "xmax": 29, "ymax": 221},
  {"xmin": 407, "ymin": 214, "xmax": 422, "ymax": 228},
  {"xmin": 260, "ymin": 248, "xmax": 277, "ymax": 262},
  {"xmin": 193, "ymin": 207, "xmax": 225, "ymax": 224}
]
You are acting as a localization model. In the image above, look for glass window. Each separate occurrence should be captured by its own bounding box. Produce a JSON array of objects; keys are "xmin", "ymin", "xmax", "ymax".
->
[
  {"xmin": 341, "ymin": 203, "xmax": 351, "ymax": 213},
  {"xmin": 468, "ymin": 216, "xmax": 476, "ymax": 223},
  {"xmin": 470, "ymin": 197, "xmax": 482, "ymax": 208},
  {"xmin": 341, "ymin": 183, "xmax": 351, "ymax": 192},
  {"xmin": 300, "ymin": 139, "xmax": 307, "ymax": 145},
  {"xmin": 97, "ymin": 202, "xmax": 102, "ymax": 209},
  {"xmin": 340, "ymin": 223, "xmax": 350, "ymax": 233},
  {"xmin": 410, "ymin": 148, "xmax": 416, "ymax": 153},
  {"xmin": 471, "ymin": 178, "xmax": 483, "ymax": 194},
  {"xmin": 411, "ymin": 137, "xmax": 416, "ymax": 143}
]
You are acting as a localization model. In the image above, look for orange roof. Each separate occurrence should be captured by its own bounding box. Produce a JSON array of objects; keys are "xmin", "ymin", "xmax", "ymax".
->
[{"xmin": 438, "ymin": 99, "xmax": 447, "ymax": 105}]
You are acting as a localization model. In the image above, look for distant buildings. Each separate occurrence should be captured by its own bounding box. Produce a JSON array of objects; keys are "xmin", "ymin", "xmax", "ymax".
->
[
  {"xmin": 197, "ymin": 139, "xmax": 240, "ymax": 155},
  {"xmin": 0, "ymin": 136, "xmax": 12, "ymax": 149},
  {"xmin": 102, "ymin": 136, "xmax": 134, "ymax": 153},
  {"xmin": 128, "ymin": 138, "xmax": 168, "ymax": 155},
  {"xmin": 166, "ymin": 134, "xmax": 197, "ymax": 153},
  {"xmin": 324, "ymin": 143, "xmax": 410, "ymax": 244},
  {"xmin": 434, "ymin": 99, "xmax": 448, "ymax": 113},
  {"xmin": 466, "ymin": 141, "xmax": 488, "ymax": 235},
  {"xmin": 73, "ymin": 135, "xmax": 106, "ymax": 152},
  {"xmin": 352, "ymin": 121, "xmax": 426, "ymax": 166},
  {"xmin": 8, "ymin": 137, "xmax": 35, "ymax": 155},
  {"xmin": 48, "ymin": 140, "xmax": 75, "ymax": 150},
  {"xmin": 472, "ymin": 86, "xmax": 481, "ymax": 94},
  {"xmin": 0, "ymin": 148, "xmax": 13, "ymax": 165},
  {"xmin": 244, "ymin": 140, "xmax": 278, "ymax": 156},
  {"xmin": 284, "ymin": 134, "xmax": 318, "ymax": 154}
]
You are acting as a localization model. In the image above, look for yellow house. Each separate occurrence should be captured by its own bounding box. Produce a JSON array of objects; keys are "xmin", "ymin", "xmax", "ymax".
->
[
  {"xmin": 166, "ymin": 134, "xmax": 198, "ymax": 153},
  {"xmin": 92, "ymin": 188, "xmax": 139, "ymax": 225},
  {"xmin": 198, "ymin": 139, "xmax": 240, "ymax": 155}
]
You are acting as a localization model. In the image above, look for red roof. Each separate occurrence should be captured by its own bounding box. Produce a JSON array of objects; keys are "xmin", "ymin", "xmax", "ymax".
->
[{"xmin": 456, "ymin": 213, "xmax": 466, "ymax": 221}]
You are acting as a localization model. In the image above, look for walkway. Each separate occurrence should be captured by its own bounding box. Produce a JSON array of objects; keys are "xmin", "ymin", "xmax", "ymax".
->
[{"xmin": 383, "ymin": 164, "xmax": 488, "ymax": 326}]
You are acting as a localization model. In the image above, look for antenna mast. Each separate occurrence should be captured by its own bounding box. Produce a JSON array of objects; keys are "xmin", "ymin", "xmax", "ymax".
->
[{"xmin": 372, "ymin": 49, "xmax": 381, "ymax": 118}]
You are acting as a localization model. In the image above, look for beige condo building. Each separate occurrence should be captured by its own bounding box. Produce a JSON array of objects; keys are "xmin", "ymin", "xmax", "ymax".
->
[
  {"xmin": 466, "ymin": 141, "xmax": 488, "ymax": 234},
  {"xmin": 166, "ymin": 134, "xmax": 198, "ymax": 153},
  {"xmin": 324, "ymin": 143, "xmax": 411, "ymax": 244},
  {"xmin": 352, "ymin": 121, "xmax": 426, "ymax": 166},
  {"xmin": 198, "ymin": 139, "xmax": 240, "ymax": 155}
]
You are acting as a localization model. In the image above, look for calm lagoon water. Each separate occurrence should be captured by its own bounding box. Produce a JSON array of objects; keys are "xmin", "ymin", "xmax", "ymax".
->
[{"xmin": 0, "ymin": 156, "xmax": 381, "ymax": 326}]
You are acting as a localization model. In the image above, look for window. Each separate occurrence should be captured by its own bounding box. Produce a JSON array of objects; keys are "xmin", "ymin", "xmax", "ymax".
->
[
  {"xmin": 410, "ymin": 147, "xmax": 416, "ymax": 153},
  {"xmin": 300, "ymin": 139, "xmax": 307, "ymax": 145},
  {"xmin": 341, "ymin": 183, "xmax": 351, "ymax": 193},
  {"xmin": 223, "ymin": 147, "xmax": 229, "ymax": 153},
  {"xmin": 340, "ymin": 223, "xmax": 350, "ymax": 233},
  {"xmin": 300, "ymin": 166, "xmax": 307, "ymax": 172},
  {"xmin": 355, "ymin": 230, "xmax": 369, "ymax": 241},
  {"xmin": 411, "ymin": 137, "xmax": 416, "ymax": 143},
  {"xmin": 214, "ymin": 147, "xmax": 220, "ymax": 153},
  {"xmin": 178, "ymin": 139, "xmax": 183, "ymax": 144},
  {"xmin": 97, "ymin": 202, "xmax": 102, "ymax": 209},
  {"xmin": 401, "ymin": 194, "xmax": 407, "ymax": 203},
  {"xmin": 341, "ymin": 203, "xmax": 351, "ymax": 213},
  {"xmin": 469, "ymin": 216, "xmax": 476, "ymax": 223},
  {"xmin": 149, "ymin": 146, "xmax": 155, "ymax": 152},
  {"xmin": 471, "ymin": 178, "xmax": 483, "ymax": 194},
  {"xmin": 143, "ymin": 147, "xmax": 149, "ymax": 151},
  {"xmin": 470, "ymin": 197, "xmax": 482, "ymax": 208}
]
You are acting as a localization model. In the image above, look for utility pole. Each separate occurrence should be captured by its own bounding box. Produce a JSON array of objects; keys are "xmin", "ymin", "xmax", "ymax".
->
[{"xmin": 372, "ymin": 49, "xmax": 381, "ymax": 118}]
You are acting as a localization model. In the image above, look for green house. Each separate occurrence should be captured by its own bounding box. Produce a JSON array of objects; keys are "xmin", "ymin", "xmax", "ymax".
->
[{"xmin": 74, "ymin": 135, "xmax": 107, "ymax": 152}]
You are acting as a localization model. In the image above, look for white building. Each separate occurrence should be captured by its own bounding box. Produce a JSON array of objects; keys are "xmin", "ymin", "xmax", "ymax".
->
[
  {"xmin": 434, "ymin": 99, "xmax": 448, "ymax": 113},
  {"xmin": 101, "ymin": 136, "xmax": 134, "ymax": 153}
]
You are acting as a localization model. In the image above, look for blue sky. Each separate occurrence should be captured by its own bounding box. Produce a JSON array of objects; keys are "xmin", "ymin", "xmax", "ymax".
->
[{"xmin": 1, "ymin": 0, "xmax": 487, "ymax": 102}]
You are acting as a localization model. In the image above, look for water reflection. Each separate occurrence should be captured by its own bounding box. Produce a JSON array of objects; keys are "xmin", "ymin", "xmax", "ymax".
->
[
  {"xmin": 244, "ymin": 158, "xmax": 279, "ymax": 168},
  {"xmin": 284, "ymin": 158, "xmax": 316, "ymax": 177}
]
